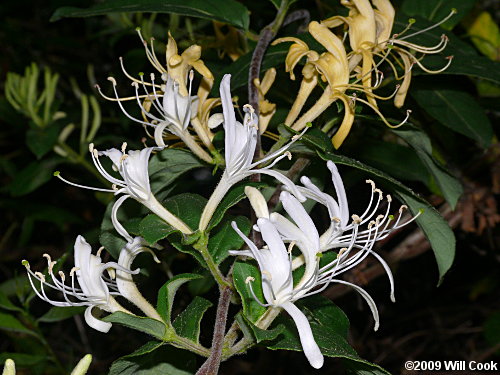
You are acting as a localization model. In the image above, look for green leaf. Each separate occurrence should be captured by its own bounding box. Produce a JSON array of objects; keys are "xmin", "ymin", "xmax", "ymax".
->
[
  {"xmin": 26, "ymin": 125, "xmax": 60, "ymax": 159},
  {"xmin": 37, "ymin": 306, "xmax": 86, "ymax": 323},
  {"xmin": 301, "ymin": 127, "xmax": 335, "ymax": 154},
  {"xmin": 0, "ymin": 291, "xmax": 23, "ymax": 313},
  {"xmin": 401, "ymin": 0, "xmax": 475, "ymax": 29},
  {"xmin": 208, "ymin": 182, "xmax": 266, "ymax": 230},
  {"xmin": 232, "ymin": 261, "xmax": 266, "ymax": 323},
  {"xmin": 51, "ymin": 0, "xmax": 250, "ymax": 30},
  {"xmin": 320, "ymin": 152, "xmax": 455, "ymax": 283},
  {"xmin": 172, "ymin": 296, "xmax": 212, "ymax": 342},
  {"xmin": 109, "ymin": 341, "xmax": 197, "ymax": 375},
  {"xmin": 411, "ymin": 89, "xmax": 493, "ymax": 148},
  {"xmin": 103, "ymin": 312, "xmax": 167, "ymax": 340},
  {"xmin": 139, "ymin": 214, "xmax": 176, "ymax": 245},
  {"xmin": 156, "ymin": 273, "xmax": 202, "ymax": 323},
  {"xmin": 393, "ymin": 190, "xmax": 455, "ymax": 285},
  {"xmin": 235, "ymin": 313, "xmax": 285, "ymax": 343},
  {"xmin": 9, "ymin": 159, "xmax": 60, "ymax": 196},
  {"xmin": 0, "ymin": 353, "xmax": 47, "ymax": 368},
  {"xmin": 392, "ymin": 126, "xmax": 463, "ymax": 209},
  {"xmin": 208, "ymin": 216, "xmax": 251, "ymax": 264},
  {"xmin": 296, "ymin": 296, "xmax": 349, "ymax": 339},
  {"xmin": 0, "ymin": 311, "xmax": 36, "ymax": 336},
  {"xmin": 355, "ymin": 140, "xmax": 431, "ymax": 184},
  {"xmin": 267, "ymin": 314, "xmax": 390, "ymax": 374},
  {"xmin": 99, "ymin": 231, "xmax": 126, "ymax": 260},
  {"xmin": 149, "ymin": 149, "xmax": 205, "ymax": 195},
  {"xmin": 163, "ymin": 193, "xmax": 207, "ymax": 231}
]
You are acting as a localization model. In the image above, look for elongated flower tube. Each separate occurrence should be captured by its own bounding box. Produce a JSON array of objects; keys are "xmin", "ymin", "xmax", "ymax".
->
[
  {"xmin": 198, "ymin": 74, "xmax": 307, "ymax": 231},
  {"xmin": 56, "ymin": 143, "xmax": 192, "ymax": 239},
  {"xmin": 230, "ymin": 218, "xmax": 324, "ymax": 369},
  {"xmin": 115, "ymin": 237, "xmax": 162, "ymax": 321},
  {"xmin": 22, "ymin": 236, "xmax": 137, "ymax": 333}
]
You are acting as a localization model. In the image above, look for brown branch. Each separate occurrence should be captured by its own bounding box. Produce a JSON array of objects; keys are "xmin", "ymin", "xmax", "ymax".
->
[{"xmin": 195, "ymin": 286, "xmax": 232, "ymax": 375}]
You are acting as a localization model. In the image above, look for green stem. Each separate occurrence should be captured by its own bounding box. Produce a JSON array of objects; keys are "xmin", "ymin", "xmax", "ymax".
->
[
  {"xmin": 194, "ymin": 234, "xmax": 232, "ymax": 290},
  {"xmin": 169, "ymin": 333, "xmax": 211, "ymax": 357}
]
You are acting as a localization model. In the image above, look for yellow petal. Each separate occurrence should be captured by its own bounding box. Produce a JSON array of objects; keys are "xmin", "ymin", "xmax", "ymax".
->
[
  {"xmin": 372, "ymin": 0, "xmax": 395, "ymax": 49},
  {"xmin": 332, "ymin": 95, "xmax": 355, "ymax": 149},
  {"xmin": 394, "ymin": 52, "xmax": 412, "ymax": 108}
]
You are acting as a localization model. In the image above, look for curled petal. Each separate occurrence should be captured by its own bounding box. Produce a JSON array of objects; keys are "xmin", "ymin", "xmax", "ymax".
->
[{"xmin": 84, "ymin": 306, "xmax": 112, "ymax": 333}]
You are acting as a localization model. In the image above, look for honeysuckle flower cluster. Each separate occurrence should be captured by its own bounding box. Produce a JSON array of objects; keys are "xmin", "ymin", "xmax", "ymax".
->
[
  {"xmin": 21, "ymin": 1, "xmax": 446, "ymax": 369},
  {"xmin": 230, "ymin": 160, "xmax": 420, "ymax": 368},
  {"xmin": 23, "ymin": 236, "xmax": 159, "ymax": 333},
  {"xmin": 274, "ymin": 0, "xmax": 454, "ymax": 148}
]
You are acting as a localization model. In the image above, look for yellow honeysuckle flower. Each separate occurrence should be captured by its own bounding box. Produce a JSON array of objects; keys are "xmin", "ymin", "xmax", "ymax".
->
[
  {"xmin": 253, "ymin": 68, "xmax": 277, "ymax": 133},
  {"xmin": 165, "ymin": 32, "xmax": 214, "ymax": 96},
  {"xmin": 213, "ymin": 21, "xmax": 246, "ymax": 61}
]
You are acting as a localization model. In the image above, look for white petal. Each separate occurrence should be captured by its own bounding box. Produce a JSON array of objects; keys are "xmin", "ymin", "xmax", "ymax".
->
[
  {"xmin": 111, "ymin": 195, "xmax": 133, "ymax": 242},
  {"xmin": 256, "ymin": 169, "xmax": 305, "ymax": 202},
  {"xmin": 281, "ymin": 301, "xmax": 324, "ymax": 369},
  {"xmin": 154, "ymin": 122, "xmax": 169, "ymax": 147},
  {"xmin": 84, "ymin": 306, "xmax": 112, "ymax": 333},
  {"xmin": 327, "ymin": 161, "xmax": 349, "ymax": 226},
  {"xmin": 280, "ymin": 191, "xmax": 319, "ymax": 250}
]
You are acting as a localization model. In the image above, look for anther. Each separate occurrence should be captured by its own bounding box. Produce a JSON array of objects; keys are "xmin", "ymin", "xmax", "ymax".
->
[
  {"xmin": 121, "ymin": 142, "xmax": 127, "ymax": 154},
  {"xmin": 107, "ymin": 77, "xmax": 117, "ymax": 86},
  {"xmin": 284, "ymin": 151, "xmax": 292, "ymax": 160},
  {"xmin": 387, "ymin": 195, "xmax": 392, "ymax": 202},
  {"xmin": 331, "ymin": 217, "xmax": 341, "ymax": 223},
  {"xmin": 89, "ymin": 143, "xmax": 94, "ymax": 153},
  {"xmin": 366, "ymin": 179, "xmax": 376, "ymax": 190},
  {"xmin": 399, "ymin": 205, "xmax": 408, "ymax": 213},
  {"xmin": 352, "ymin": 214, "xmax": 362, "ymax": 224},
  {"xmin": 245, "ymin": 276, "xmax": 255, "ymax": 284},
  {"xmin": 70, "ymin": 267, "xmax": 79, "ymax": 277},
  {"xmin": 262, "ymin": 270, "xmax": 273, "ymax": 280},
  {"xmin": 35, "ymin": 272, "xmax": 46, "ymax": 282},
  {"xmin": 58, "ymin": 271, "xmax": 65, "ymax": 282}
]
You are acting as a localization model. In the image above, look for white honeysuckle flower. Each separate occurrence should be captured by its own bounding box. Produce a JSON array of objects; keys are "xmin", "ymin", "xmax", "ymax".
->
[
  {"xmin": 22, "ymin": 235, "xmax": 137, "ymax": 333},
  {"xmin": 55, "ymin": 143, "xmax": 192, "ymax": 239},
  {"xmin": 198, "ymin": 74, "xmax": 307, "ymax": 231},
  {"xmin": 230, "ymin": 218, "xmax": 324, "ymax": 369},
  {"xmin": 115, "ymin": 237, "xmax": 162, "ymax": 321},
  {"xmin": 97, "ymin": 71, "xmax": 212, "ymax": 163}
]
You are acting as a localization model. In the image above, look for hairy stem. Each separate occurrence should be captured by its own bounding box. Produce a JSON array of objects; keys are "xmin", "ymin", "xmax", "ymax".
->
[
  {"xmin": 196, "ymin": 286, "xmax": 232, "ymax": 375},
  {"xmin": 194, "ymin": 233, "xmax": 232, "ymax": 290}
]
